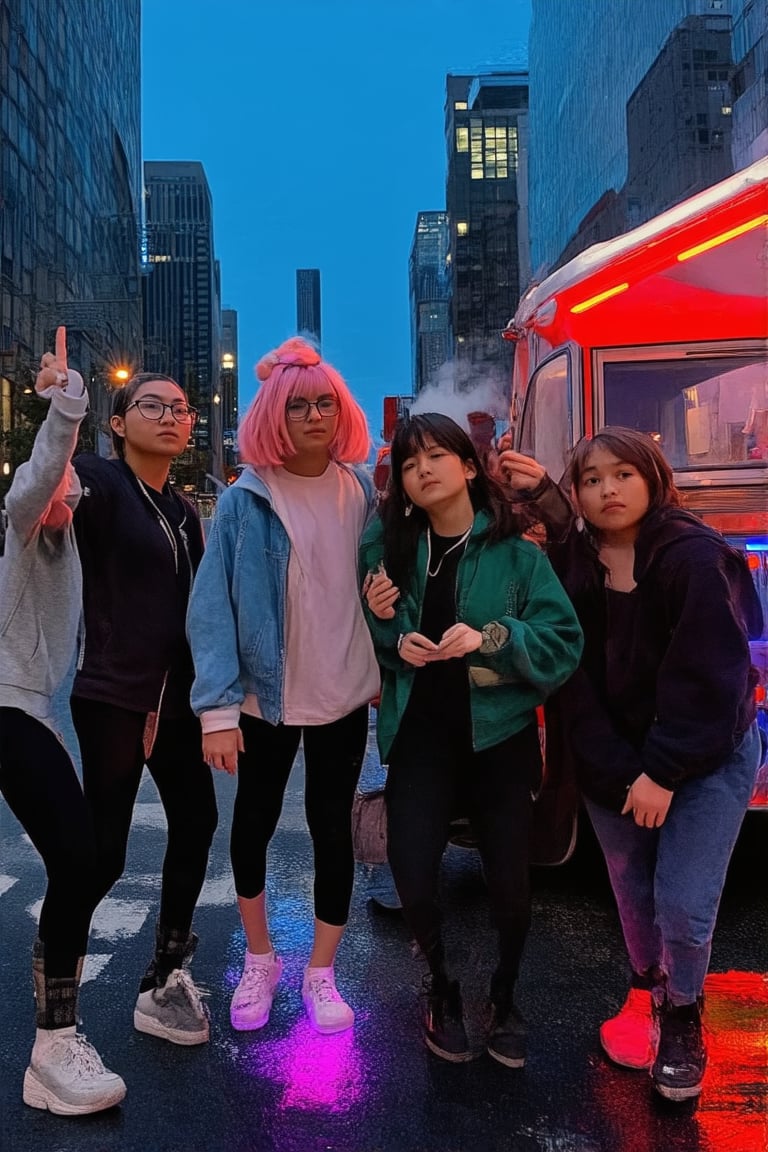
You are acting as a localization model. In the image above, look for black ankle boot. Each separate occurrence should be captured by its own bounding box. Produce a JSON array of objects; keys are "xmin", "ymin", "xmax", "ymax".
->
[
  {"xmin": 652, "ymin": 998, "xmax": 706, "ymax": 1101},
  {"xmin": 418, "ymin": 975, "xmax": 474, "ymax": 1062},
  {"xmin": 487, "ymin": 974, "xmax": 526, "ymax": 1068}
]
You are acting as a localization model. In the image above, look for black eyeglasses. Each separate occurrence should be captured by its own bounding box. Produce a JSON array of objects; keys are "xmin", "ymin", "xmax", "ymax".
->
[
  {"xmin": 285, "ymin": 396, "xmax": 340, "ymax": 421},
  {"xmin": 125, "ymin": 399, "xmax": 198, "ymax": 424}
]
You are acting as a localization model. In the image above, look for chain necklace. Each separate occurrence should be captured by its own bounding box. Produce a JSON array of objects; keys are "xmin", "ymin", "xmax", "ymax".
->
[{"xmin": 426, "ymin": 525, "xmax": 472, "ymax": 578}]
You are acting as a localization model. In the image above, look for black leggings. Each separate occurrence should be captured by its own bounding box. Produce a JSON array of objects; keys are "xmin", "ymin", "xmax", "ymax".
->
[
  {"xmin": 232, "ymin": 706, "xmax": 368, "ymax": 926},
  {"xmin": 0, "ymin": 708, "xmax": 100, "ymax": 978},
  {"xmin": 386, "ymin": 716, "xmax": 539, "ymax": 985},
  {"xmin": 71, "ymin": 698, "xmax": 218, "ymax": 935}
]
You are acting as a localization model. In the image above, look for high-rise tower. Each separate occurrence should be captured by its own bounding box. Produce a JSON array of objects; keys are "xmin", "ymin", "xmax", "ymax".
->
[
  {"xmin": 142, "ymin": 161, "xmax": 222, "ymax": 485},
  {"xmin": 296, "ymin": 269, "xmax": 321, "ymax": 350}
]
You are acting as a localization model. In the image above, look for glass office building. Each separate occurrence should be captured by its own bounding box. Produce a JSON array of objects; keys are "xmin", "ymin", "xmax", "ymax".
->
[
  {"xmin": 409, "ymin": 211, "xmax": 451, "ymax": 394},
  {"xmin": 142, "ymin": 161, "xmax": 222, "ymax": 482},
  {"xmin": 1, "ymin": 0, "xmax": 142, "ymax": 460},
  {"xmin": 528, "ymin": 0, "xmax": 744, "ymax": 273}
]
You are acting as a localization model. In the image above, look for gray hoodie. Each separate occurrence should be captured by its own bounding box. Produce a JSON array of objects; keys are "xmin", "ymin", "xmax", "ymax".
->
[{"xmin": 0, "ymin": 378, "xmax": 88, "ymax": 728}]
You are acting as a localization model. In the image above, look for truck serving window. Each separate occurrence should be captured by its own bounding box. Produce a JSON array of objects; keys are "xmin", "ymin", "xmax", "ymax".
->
[
  {"xmin": 599, "ymin": 345, "xmax": 768, "ymax": 470},
  {"xmin": 519, "ymin": 351, "xmax": 573, "ymax": 481}
]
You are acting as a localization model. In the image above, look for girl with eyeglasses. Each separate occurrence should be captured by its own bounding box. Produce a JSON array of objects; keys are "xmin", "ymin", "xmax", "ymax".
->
[
  {"xmin": 70, "ymin": 369, "xmax": 218, "ymax": 1048},
  {"xmin": 188, "ymin": 336, "xmax": 378, "ymax": 1035},
  {"xmin": 0, "ymin": 328, "xmax": 126, "ymax": 1114},
  {"xmin": 360, "ymin": 413, "xmax": 583, "ymax": 1066}
]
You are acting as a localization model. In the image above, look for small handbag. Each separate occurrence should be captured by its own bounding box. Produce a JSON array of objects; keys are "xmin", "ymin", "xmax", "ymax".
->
[{"xmin": 351, "ymin": 787, "xmax": 388, "ymax": 865}]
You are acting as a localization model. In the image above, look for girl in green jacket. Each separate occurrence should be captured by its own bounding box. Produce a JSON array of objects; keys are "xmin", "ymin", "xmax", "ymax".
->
[{"xmin": 360, "ymin": 413, "xmax": 582, "ymax": 1067}]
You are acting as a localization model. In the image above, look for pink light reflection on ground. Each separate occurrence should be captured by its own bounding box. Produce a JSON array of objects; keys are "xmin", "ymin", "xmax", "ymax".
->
[{"xmin": 247, "ymin": 1018, "xmax": 364, "ymax": 1114}]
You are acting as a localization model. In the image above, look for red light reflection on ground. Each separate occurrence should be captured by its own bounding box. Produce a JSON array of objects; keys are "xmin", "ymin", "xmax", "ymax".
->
[{"xmin": 697, "ymin": 971, "xmax": 768, "ymax": 1151}]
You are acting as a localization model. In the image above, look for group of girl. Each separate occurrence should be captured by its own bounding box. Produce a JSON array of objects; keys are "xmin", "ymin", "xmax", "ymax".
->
[{"xmin": 0, "ymin": 331, "xmax": 760, "ymax": 1118}]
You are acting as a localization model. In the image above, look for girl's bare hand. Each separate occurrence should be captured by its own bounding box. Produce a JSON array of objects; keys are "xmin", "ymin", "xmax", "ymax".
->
[
  {"xmin": 497, "ymin": 449, "xmax": 547, "ymax": 490},
  {"xmin": 621, "ymin": 773, "xmax": 673, "ymax": 828},
  {"xmin": 438, "ymin": 623, "xmax": 483, "ymax": 659},
  {"xmin": 363, "ymin": 571, "xmax": 400, "ymax": 620},
  {"xmin": 398, "ymin": 632, "xmax": 440, "ymax": 667},
  {"xmin": 36, "ymin": 325, "xmax": 69, "ymax": 393},
  {"xmin": 202, "ymin": 728, "xmax": 244, "ymax": 775}
]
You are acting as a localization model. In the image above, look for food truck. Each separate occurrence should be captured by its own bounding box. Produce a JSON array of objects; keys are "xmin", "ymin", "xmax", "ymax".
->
[{"xmin": 504, "ymin": 157, "xmax": 768, "ymax": 858}]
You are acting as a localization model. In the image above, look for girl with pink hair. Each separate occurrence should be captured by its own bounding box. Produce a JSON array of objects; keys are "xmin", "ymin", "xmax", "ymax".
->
[{"xmin": 188, "ymin": 337, "xmax": 378, "ymax": 1035}]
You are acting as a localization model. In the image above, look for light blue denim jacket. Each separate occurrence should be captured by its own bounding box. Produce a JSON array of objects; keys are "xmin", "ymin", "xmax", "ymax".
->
[{"xmin": 187, "ymin": 463, "xmax": 376, "ymax": 726}]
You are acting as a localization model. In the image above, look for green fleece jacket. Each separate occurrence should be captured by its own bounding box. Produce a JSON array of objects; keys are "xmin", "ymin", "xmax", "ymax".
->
[{"xmin": 359, "ymin": 511, "xmax": 584, "ymax": 761}]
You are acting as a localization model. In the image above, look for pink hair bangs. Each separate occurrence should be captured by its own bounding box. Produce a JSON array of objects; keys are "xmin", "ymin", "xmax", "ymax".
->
[{"xmin": 238, "ymin": 361, "xmax": 370, "ymax": 466}]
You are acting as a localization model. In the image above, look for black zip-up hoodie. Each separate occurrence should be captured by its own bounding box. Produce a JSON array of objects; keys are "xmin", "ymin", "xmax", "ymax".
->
[
  {"xmin": 548, "ymin": 506, "xmax": 761, "ymax": 811},
  {"xmin": 72, "ymin": 454, "xmax": 205, "ymax": 715}
]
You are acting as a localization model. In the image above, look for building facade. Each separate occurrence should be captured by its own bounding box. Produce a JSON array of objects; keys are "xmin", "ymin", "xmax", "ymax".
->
[
  {"xmin": 1, "ymin": 0, "xmax": 143, "ymax": 473},
  {"xmin": 444, "ymin": 71, "xmax": 529, "ymax": 397},
  {"xmin": 731, "ymin": 0, "xmax": 768, "ymax": 167},
  {"xmin": 409, "ymin": 211, "xmax": 451, "ymax": 395},
  {"xmin": 296, "ymin": 268, "xmax": 321, "ymax": 350},
  {"xmin": 142, "ymin": 160, "xmax": 223, "ymax": 487},
  {"xmin": 528, "ymin": 0, "xmax": 765, "ymax": 275}
]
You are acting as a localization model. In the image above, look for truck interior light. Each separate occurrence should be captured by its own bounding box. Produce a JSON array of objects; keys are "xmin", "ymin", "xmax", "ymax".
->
[
  {"xmin": 676, "ymin": 214, "xmax": 768, "ymax": 262},
  {"xmin": 570, "ymin": 282, "xmax": 629, "ymax": 314}
]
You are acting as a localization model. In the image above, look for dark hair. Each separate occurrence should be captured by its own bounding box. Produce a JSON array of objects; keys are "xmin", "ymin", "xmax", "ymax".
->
[
  {"xmin": 379, "ymin": 412, "xmax": 524, "ymax": 589},
  {"xmin": 568, "ymin": 426, "xmax": 681, "ymax": 527},
  {"xmin": 109, "ymin": 372, "xmax": 185, "ymax": 457}
]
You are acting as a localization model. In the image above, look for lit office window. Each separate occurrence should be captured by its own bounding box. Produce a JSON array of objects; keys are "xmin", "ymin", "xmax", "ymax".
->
[
  {"xmin": 457, "ymin": 221, "xmax": 468, "ymax": 236},
  {"xmin": 456, "ymin": 126, "xmax": 468, "ymax": 152},
  {"xmin": 470, "ymin": 122, "xmax": 484, "ymax": 180},
  {"xmin": 454, "ymin": 101, "xmax": 468, "ymax": 110}
]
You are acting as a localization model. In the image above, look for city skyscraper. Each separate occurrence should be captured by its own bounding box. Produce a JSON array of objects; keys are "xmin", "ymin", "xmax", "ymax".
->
[
  {"xmin": 1, "ymin": 0, "xmax": 143, "ymax": 474},
  {"xmin": 731, "ymin": 0, "xmax": 768, "ymax": 168},
  {"xmin": 142, "ymin": 160, "xmax": 223, "ymax": 485},
  {"xmin": 409, "ymin": 211, "xmax": 451, "ymax": 394},
  {"xmin": 444, "ymin": 71, "xmax": 530, "ymax": 397},
  {"xmin": 296, "ymin": 268, "xmax": 321, "ymax": 350},
  {"xmin": 527, "ymin": 0, "xmax": 765, "ymax": 273}
]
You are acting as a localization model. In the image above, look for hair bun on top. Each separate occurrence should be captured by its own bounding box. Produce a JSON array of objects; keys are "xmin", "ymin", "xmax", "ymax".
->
[{"xmin": 255, "ymin": 337, "xmax": 321, "ymax": 381}]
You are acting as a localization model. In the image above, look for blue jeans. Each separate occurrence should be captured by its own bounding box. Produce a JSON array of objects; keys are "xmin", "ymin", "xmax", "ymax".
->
[{"xmin": 585, "ymin": 722, "xmax": 760, "ymax": 1006}]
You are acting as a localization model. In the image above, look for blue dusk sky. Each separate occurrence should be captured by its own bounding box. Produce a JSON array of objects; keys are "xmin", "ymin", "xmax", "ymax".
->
[{"xmin": 141, "ymin": 0, "xmax": 532, "ymax": 437}]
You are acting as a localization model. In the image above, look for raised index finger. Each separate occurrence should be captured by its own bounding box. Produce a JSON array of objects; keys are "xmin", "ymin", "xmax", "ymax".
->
[{"xmin": 55, "ymin": 325, "xmax": 67, "ymax": 369}]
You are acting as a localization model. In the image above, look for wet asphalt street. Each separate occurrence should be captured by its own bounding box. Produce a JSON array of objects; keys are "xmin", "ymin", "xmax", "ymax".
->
[{"xmin": 0, "ymin": 711, "xmax": 766, "ymax": 1152}]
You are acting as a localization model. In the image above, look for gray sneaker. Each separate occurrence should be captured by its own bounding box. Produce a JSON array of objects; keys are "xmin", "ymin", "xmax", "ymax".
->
[
  {"xmin": 23, "ymin": 1033, "xmax": 126, "ymax": 1116},
  {"xmin": 134, "ymin": 968, "xmax": 209, "ymax": 1045}
]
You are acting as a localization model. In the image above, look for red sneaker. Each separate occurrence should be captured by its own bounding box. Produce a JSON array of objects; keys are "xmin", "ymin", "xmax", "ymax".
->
[{"xmin": 599, "ymin": 988, "xmax": 657, "ymax": 1069}]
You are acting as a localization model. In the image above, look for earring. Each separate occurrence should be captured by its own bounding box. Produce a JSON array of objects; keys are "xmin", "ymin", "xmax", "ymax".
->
[
  {"xmin": 404, "ymin": 502, "xmax": 413, "ymax": 518},
  {"xmin": 575, "ymin": 515, "xmax": 585, "ymax": 532}
]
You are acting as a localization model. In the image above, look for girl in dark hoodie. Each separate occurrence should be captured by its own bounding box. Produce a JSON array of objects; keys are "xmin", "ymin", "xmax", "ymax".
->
[{"xmin": 500, "ymin": 427, "xmax": 762, "ymax": 1104}]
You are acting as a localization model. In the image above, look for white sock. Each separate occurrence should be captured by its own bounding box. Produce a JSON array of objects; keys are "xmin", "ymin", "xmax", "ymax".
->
[{"xmin": 244, "ymin": 949, "xmax": 275, "ymax": 966}]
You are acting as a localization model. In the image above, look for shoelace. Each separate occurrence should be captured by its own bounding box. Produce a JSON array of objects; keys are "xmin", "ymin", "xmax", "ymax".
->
[
  {"xmin": 170, "ymin": 968, "xmax": 210, "ymax": 1014},
  {"xmin": 307, "ymin": 976, "xmax": 340, "ymax": 1004},
  {"xmin": 237, "ymin": 964, "xmax": 273, "ymax": 1004},
  {"xmin": 60, "ymin": 1034, "xmax": 107, "ymax": 1078}
]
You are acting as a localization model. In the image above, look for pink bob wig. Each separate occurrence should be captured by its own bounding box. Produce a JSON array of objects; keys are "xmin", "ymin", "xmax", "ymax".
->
[{"xmin": 238, "ymin": 337, "xmax": 370, "ymax": 466}]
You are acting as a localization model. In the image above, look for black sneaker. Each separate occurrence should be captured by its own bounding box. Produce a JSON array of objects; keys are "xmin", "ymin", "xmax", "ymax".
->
[
  {"xmin": 418, "ymin": 976, "xmax": 475, "ymax": 1063},
  {"xmin": 487, "ymin": 1000, "xmax": 527, "ymax": 1068},
  {"xmin": 652, "ymin": 1000, "xmax": 706, "ymax": 1101}
]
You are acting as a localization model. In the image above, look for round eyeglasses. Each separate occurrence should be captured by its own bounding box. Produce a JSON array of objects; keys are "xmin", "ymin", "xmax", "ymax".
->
[
  {"xmin": 125, "ymin": 399, "xmax": 198, "ymax": 424},
  {"xmin": 285, "ymin": 396, "xmax": 340, "ymax": 421}
]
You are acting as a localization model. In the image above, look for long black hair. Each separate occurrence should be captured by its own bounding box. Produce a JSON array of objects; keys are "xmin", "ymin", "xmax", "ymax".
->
[{"xmin": 379, "ymin": 412, "xmax": 525, "ymax": 589}]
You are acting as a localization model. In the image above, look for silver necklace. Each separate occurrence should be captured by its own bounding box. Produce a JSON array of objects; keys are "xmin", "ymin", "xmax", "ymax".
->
[{"xmin": 426, "ymin": 525, "xmax": 472, "ymax": 578}]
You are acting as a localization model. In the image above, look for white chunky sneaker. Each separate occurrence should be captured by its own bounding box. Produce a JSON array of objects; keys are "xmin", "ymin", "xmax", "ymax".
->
[
  {"xmin": 230, "ymin": 952, "xmax": 283, "ymax": 1031},
  {"xmin": 23, "ymin": 1031, "xmax": 126, "ymax": 1116},
  {"xmin": 134, "ymin": 968, "xmax": 209, "ymax": 1045},
  {"xmin": 302, "ymin": 966, "xmax": 355, "ymax": 1035}
]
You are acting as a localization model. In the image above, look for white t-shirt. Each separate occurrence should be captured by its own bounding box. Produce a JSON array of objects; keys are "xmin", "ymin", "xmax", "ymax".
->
[{"xmin": 242, "ymin": 463, "xmax": 380, "ymax": 726}]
